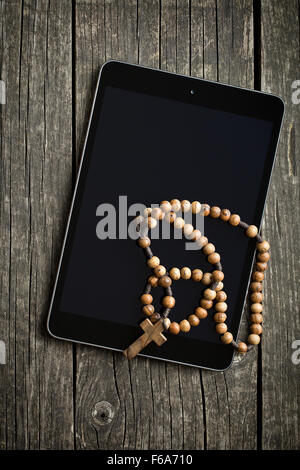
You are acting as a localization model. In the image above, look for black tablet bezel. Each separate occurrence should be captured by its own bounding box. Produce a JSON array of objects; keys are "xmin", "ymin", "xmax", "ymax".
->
[{"xmin": 47, "ymin": 60, "xmax": 284, "ymax": 371}]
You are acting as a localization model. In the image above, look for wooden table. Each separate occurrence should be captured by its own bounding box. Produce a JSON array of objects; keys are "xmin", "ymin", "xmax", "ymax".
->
[{"xmin": 0, "ymin": 0, "xmax": 299, "ymax": 450}]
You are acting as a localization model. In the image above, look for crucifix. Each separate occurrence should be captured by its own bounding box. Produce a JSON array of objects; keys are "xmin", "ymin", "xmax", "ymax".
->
[{"xmin": 123, "ymin": 318, "xmax": 167, "ymax": 359}]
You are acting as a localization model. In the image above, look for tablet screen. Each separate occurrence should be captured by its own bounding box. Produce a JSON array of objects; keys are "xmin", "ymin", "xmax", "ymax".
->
[{"xmin": 59, "ymin": 85, "xmax": 273, "ymax": 344}]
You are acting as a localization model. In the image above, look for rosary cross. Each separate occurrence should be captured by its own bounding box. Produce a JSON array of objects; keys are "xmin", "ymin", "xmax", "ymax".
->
[{"xmin": 123, "ymin": 318, "xmax": 167, "ymax": 359}]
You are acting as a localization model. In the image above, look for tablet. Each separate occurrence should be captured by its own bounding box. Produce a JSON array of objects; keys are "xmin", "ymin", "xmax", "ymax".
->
[{"xmin": 47, "ymin": 61, "xmax": 284, "ymax": 370}]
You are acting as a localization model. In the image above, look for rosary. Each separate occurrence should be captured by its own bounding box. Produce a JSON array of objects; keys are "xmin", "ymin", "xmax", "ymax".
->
[{"xmin": 123, "ymin": 199, "xmax": 269, "ymax": 360}]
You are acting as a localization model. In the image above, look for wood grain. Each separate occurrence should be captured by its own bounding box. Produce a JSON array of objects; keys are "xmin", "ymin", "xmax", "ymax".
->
[
  {"xmin": 191, "ymin": 0, "xmax": 257, "ymax": 450},
  {"xmin": 260, "ymin": 0, "xmax": 300, "ymax": 450},
  {"xmin": 0, "ymin": 0, "xmax": 299, "ymax": 450},
  {"xmin": 0, "ymin": 0, "xmax": 74, "ymax": 449},
  {"xmin": 74, "ymin": 0, "xmax": 141, "ymax": 451}
]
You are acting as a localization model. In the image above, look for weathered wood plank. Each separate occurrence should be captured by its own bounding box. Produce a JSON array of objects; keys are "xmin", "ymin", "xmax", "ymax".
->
[
  {"xmin": 75, "ymin": 0, "xmax": 105, "ymax": 158},
  {"xmin": 190, "ymin": 0, "xmax": 258, "ymax": 450},
  {"xmin": 261, "ymin": 0, "xmax": 300, "ymax": 450},
  {"xmin": 0, "ymin": 0, "xmax": 74, "ymax": 449},
  {"xmin": 74, "ymin": 0, "xmax": 141, "ymax": 450},
  {"xmin": 160, "ymin": 0, "xmax": 206, "ymax": 450},
  {"xmin": 191, "ymin": 0, "xmax": 218, "ymax": 82}
]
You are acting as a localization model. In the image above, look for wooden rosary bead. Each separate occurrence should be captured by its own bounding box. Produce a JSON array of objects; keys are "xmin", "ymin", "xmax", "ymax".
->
[
  {"xmin": 221, "ymin": 332, "xmax": 233, "ymax": 344},
  {"xmin": 159, "ymin": 209, "xmax": 166, "ymax": 220},
  {"xmin": 256, "ymin": 240, "xmax": 270, "ymax": 253},
  {"xmin": 215, "ymin": 282, "xmax": 224, "ymax": 292},
  {"xmin": 220, "ymin": 208, "xmax": 231, "ymax": 221},
  {"xmin": 180, "ymin": 319, "xmax": 191, "ymax": 332},
  {"xmin": 251, "ymin": 292, "xmax": 263, "ymax": 303},
  {"xmin": 248, "ymin": 333, "xmax": 261, "ymax": 345},
  {"xmin": 197, "ymin": 236, "xmax": 208, "ymax": 248},
  {"xmin": 237, "ymin": 342, "xmax": 248, "ymax": 354},
  {"xmin": 252, "ymin": 271, "xmax": 264, "ymax": 282},
  {"xmin": 140, "ymin": 294, "xmax": 153, "ymax": 305},
  {"xmin": 181, "ymin": 200, "xmax": 191, "ymax": 212},
  {"xmin": 251, "ymin": 303, "xmax": 263, "ymax": 313},
  {"xmin": 215, "ymin": 301, "xmax": 227, "ymax": 312},
  {"xmin": 250, "ymin": 323, "xmax": 263, "ymax": 335},
  {"xmin": 250, "ymin": 313, "xmax": 263, "ymax": 324},
  {"xmin": 215, "ymin": 323, "xmax": 228, "ymax": 334},
  {"xmin": 183, "ymin": 223, "xmax": 194, "ymax": 237},
  {"xmin": 213, "ymin": 312, "xmax": 227, "ymax": 323},
  {"xmin": 169, "ymin": 321, "xmax": 180, "ymax": 335},
  {"xmin": 143, "ymin": 208, "xmax": 151, "ymax": 218},
  {"xmin": 192, "ymin": 269, "xmax": 203, "ymax": 282},
  {"xmin": 207, "ymin": 252, "xmax": 221, "ymax": 264},
  {"xmin": 229, "ymin": 214, "xmax": 240, "ymax": 226},
  {"xmin": 203, "ymin": 243, "xmax": 215, "ymax": 255},
  {"xmin": 190, "ymin": 229, "xmax": 201, "ymax": 241},
  {"xmin": 148, "ymin": 275, "xmax": 159, "ymax": 287},
  {"xmin": 250, "ymin": 282, "xmax": 262, "ymax": 292},
  {"xmin": 202, "ymin": 204, "xmax": 210, "ymax": 216},
  {"xmin": 200, "ymin": 299, "xmax": 213, "ymax": 309},
  {"xmin": 216, "ymin": 291, "xmax": 227, "ymax": 302},
  {"xmin": 142, "ymin": 304, "xmax": 154, "ymax": 316},
  {"xmin": 163, "ymin": 318, "xmax": 171, "ymax": 330},
  {"xmin": 195, "ymin": 307, "xmax": 208, "ymax": 319},
  {"xmin": 158, "ymin": 275, "xmax": 172, "ymax": 288},
  {"xmin": 203, "ymin": 288, "xmax": 217, "ymax": 300},
  {"xmin": 191, "ymin": 201, "xmax": 201, "ymax": 214},
  {"xmin": 257, "ymin": 252, "xmax": 270, "ymax": 262},
  {"xmin": 162, "ymin": 296, "xmax": 176, "ymax": 308},
  {"xmin": 174, "ymin": 217, "xmax": 185, "ymax": 230},
  {"xmin": 150, "ymin": 312, "xmax": 161, "ymax": 324},
  {"xmin": 138, "ymin": 237, "xmax": 151, "ymax": 248},
  {"xmin": 147, "ymin": 256, "xmax": 160, "ymax": 268},
  {"xmin": 147, "ymin": 217, "xmax": 157, "ymax": 229},
  {"xmin": 144, "ymin": 207, "xmax": 152, "ymax": 217},
  {"xmin": 188, "ymin": 314, "xmax": 200, "ymax": 327},
  {"xmin": 169, "ymin": 267, "xmax": 181, "ymax": 280},
  {"xmin": 210, "ymin": 206, "xmax": 221, "ymax": 218},
  {"xmin": 165, "ymin": 211, "xmax": 177, "ymax": 223},
  {"xmin": 246, "ymin": 225, "xmax": 258, "ymax": 238},
  {"xmin": 160, "ymin": 200, "xmax": 172, "ymax": 213},
  {"xmin": 153, "ymin": 265, "xmax": 167, "ymax": 278},
  {"xmin": 151, "ymin": 207, "xmax": 164, "ymax": 220},
  {"xmin": 212, "ymin": 270, "xmax": 224, "ymax": 282},
  {"xmin": 181, "ymin": 267, "xmax": 192, "ymax": 280},
  {"xmin": 256, "ymin": 262, "xmax": 268, "ymax": 272},
  {"xmin": 170, "ymin": 199, "xmax": 181, "ymax": 212}
]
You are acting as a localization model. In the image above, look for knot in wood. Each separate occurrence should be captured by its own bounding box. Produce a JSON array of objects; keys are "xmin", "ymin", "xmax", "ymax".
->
[{"xmin": 92, "ymin": 401, "xmax": 114, "ymax": 426}]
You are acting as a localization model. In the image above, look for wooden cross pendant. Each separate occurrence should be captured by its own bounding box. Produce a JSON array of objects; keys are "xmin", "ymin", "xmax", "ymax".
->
[{"xmin": 123, "ymin": 318, "xmax": 167, "ymax": 360}]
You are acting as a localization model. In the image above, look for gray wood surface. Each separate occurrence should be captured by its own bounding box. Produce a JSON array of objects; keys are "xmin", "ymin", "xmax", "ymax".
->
[
  {"xmin": 0, "ymin": 0, "xmax": 74, "ymax": 449},
  {"xmin": 0, "ymin": 0, "xmax": 299, "ymax": 450},
  {"xmin": 261, "ymin": 0, "xmax": 300, "ymax": 450}
]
